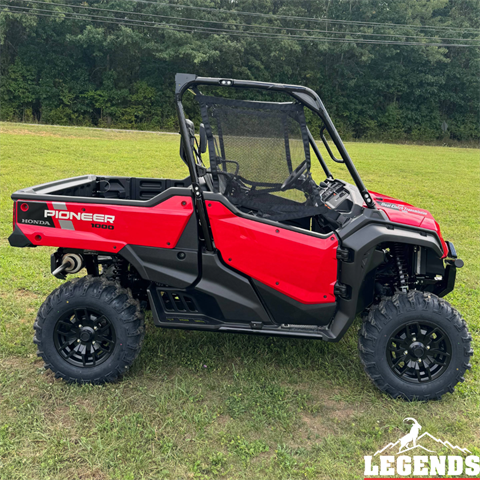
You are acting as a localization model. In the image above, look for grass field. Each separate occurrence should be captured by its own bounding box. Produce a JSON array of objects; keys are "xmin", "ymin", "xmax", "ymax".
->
[{"xmin": 0, "ymin": 123, "xmax": 479, "ymax": 480}]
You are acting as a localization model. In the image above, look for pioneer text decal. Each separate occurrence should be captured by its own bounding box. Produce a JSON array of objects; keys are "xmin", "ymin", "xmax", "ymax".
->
[{"xmin": 44, "ymin": 210, "xmax": 115, "ymax": 223}]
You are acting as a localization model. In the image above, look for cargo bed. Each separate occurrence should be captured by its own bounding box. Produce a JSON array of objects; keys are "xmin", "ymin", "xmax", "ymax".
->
[
  {"xmin": 11, "ymin": 175, "xmax": 192, "ymax": 205},
  {"xmin": 10, "ymin": 175, "xmax": 195, "ymax": 252}
]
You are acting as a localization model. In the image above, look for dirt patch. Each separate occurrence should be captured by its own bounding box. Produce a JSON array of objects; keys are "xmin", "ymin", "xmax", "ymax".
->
[
  {"xmin": 215, "ymin": 414, "xmax": 230, "ymax": 427},
  {"xmin": 299, "ymin": 413, "xmax": 331, "ymax": 439},
  {"xmin": 18, "ymin": 315, "xmax": 36, "ymax": 325},
  {"xmin": 14, "ymin": 289, "xmax": 41, "ymax": 301},
  {"xmin": 333, "ymin": 406, "xmax": 356, "ymax": 421},
  {"xmin": 44, "ymin": 404, "xmax": 75, "ymax": 430},
  {"xmin": 288, "ymin": 382, "xmax": 357, "ymax": 420},
  {"xmin": 74, "ymin": 397, "xmax": 97, "ymax": 415},
  {"xmin": 1, "ymin": 289, "xmax": 41, "ymax": 315},
  {"xmin": 42, "ymin": 369, "xmax": 60, "ymax": 384},
  {"xmin": 295, "ymin": 398, "xmax": 357, "ymax": 446},
  {"xmin": 251, "ymin": 449, "xmax": 274, "ymax": 464},
  {"xmin": 286, "ymin": 385, "xmax": 358, "ymax": 446},
  {"xmin": 321, "ymin": 398, "xmax": 356, "ymax": 422},
  {"xmin": 0, "ymin": 356, "xmax": 31, "ymax": 371}
]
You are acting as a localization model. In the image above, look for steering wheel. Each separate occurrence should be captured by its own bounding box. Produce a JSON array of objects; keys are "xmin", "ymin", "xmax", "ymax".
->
[{"xmin": 281, "ymin": 160, "xmax": 308, "ymax": 191}]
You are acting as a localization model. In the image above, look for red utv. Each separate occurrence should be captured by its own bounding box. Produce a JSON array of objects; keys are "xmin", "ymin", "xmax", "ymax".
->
[{"xmin": 9, "ymin": 74, "xmax": 472, "ymax": 400}]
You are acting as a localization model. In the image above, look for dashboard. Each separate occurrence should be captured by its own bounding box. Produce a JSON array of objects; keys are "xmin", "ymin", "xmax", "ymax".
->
[{"xmin": 315, "ymin": 178, "xmax": 365, "ymax": 227}]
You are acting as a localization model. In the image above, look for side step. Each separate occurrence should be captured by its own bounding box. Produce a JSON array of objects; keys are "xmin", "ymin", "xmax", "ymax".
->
[
  {"xmin": 147, "ymin": 285, "xmax": 337, "ymax": 341},
  {"xmin": 147, "ymin": 286, "xmax": 221, "ymax": 326},
  {"xmin": 219, "ymin": 324, "xmax": 336, "ymax": 341}
]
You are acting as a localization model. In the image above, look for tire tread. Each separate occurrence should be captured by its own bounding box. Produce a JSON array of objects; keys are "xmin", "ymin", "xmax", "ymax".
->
[
  {"xmin": 358, "ymin": 290, "xmax": 473, "ymax": 401},
  {"xmin": 33, "ymin": 275, "xmax": 145, "ymax": 384}
]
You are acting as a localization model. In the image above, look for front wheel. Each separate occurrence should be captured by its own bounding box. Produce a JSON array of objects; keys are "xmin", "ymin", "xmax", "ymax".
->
[
  {"xmin": 34, "ymin": 276, "xmax": 145, "ymax": 384},
  {"xmin": 358, "ymin": 291, "xmax": 473, "ymax": 401}
]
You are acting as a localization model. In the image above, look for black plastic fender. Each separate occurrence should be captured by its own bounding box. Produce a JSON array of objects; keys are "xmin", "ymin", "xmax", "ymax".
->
[{"xmin": 328, "ymin": 222, "xmax": 445, "ymax": 340}]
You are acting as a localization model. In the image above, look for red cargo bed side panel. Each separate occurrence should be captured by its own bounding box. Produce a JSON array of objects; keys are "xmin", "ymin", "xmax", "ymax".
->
[
  {"xmin": 207, "ymin": 201, "xmax": 338, "ymax": 304},
  {"xmin": 15, "ymin": 196, "xmax": 193, "ymax": 253}
]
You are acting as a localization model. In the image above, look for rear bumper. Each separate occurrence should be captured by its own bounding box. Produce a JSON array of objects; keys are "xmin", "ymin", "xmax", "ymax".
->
[{"xmin": 8, "ymin": 224, "xmax": 34, "ymax": 248}]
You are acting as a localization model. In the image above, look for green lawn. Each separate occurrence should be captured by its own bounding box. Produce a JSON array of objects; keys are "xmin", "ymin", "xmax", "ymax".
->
[{"xmin": 0, "ymin": 123, "xmax": 479, "ymax": 480}]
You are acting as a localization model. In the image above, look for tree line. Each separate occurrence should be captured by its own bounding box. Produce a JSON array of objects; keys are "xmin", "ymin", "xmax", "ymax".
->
[{"xmin": 1, "ymin": 0, "xmax": 479, "ymax": 142}]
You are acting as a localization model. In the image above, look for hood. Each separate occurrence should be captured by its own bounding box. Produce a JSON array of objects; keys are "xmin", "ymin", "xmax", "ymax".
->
[{"xmin": 369, "ymin": 191, "xmax": 448, "ymax": 257}]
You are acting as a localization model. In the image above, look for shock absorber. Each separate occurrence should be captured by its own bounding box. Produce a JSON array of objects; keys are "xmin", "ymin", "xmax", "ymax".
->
[
  {"xmin": 112, "ymin": 256, "xmax": 127, "ymax": 282},
  {"xmin": 393, "ymin": 243, "xmax": 409, "ymax": 293}
]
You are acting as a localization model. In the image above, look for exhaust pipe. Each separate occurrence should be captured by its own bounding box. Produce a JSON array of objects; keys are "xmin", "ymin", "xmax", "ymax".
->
[{"xmin": 52, "ymin": 253, "xmax": 84, "ymax": 279}]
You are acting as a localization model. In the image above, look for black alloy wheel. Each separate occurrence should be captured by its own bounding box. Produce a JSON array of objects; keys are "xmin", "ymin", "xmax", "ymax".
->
[
  {"xmin": 358, "ymin": 290, "xmax": 473, "ymax": 401},
  {"xmin": 53, "ymin": 307, "xmax": 116, "ymax": 367},
  {"xmin": 34, "ymin": 276, "xmax": 145, "ymax": 384},
  {"xmin": 386, "ymin": 321, "xmax": 451, "ymax": 383}
]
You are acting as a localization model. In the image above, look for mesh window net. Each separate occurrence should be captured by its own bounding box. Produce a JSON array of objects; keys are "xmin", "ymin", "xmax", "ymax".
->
[{"xmin": 197, "ymin": 95, "xmax": 324, "ymax": 221}]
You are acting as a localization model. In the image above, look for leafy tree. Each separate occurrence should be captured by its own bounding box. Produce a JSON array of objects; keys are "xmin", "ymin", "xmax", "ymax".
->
[{"xmin": 0, "ymin": 0, "xmax": 478, "ymax": 141}]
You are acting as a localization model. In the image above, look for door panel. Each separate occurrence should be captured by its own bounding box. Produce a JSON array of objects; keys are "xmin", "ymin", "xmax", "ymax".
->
[{"xmin": 207, "ymin": 201, "xmax": 338, "ymax": 304}]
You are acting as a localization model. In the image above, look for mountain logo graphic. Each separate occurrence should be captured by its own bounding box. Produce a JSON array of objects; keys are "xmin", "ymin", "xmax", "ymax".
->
[{"xmin": 374, "ymin": 418, "xmax": 472, "ymax": 456}]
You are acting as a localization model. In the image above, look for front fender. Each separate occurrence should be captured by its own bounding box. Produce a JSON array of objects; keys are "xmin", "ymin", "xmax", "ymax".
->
[{"xmin": 328, "ymin": 223, "xmax": 445, "ymax": 340}]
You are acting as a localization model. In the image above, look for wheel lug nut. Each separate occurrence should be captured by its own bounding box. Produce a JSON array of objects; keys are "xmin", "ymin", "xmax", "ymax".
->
[
  {"xmin": 426, "ymin": 346, "xmax": 430, "ymax": 350},
  {"xmin": 78, "ymin": 325, "xmax": 83, "ymax": 328},
  {"xmin": 94, "ymin": 327, "xmax": 97, "ymax": 331},
  {"xmin": 77, "ymin": 339, "xmax": 81, "ymax": 343},
  {"xmin": 92, "ymin": 341, "xmax": 96, "ymax": 345},
  {"xmin": 418, "ymin": 359, "xmax": 422, "ymax": 362},
  {"xmin": 404, "ymin": 350, "xmax": 408, "ymax": 355},
  {"xmin": 412, "ymin": 337, "xmax": 416, "ymax": 341}
]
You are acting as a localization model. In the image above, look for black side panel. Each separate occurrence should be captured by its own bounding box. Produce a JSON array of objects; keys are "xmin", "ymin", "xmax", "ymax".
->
[
  {"xmin": 436, "ymin": 264, "xmax": 457, "ymax": 297},
  {"xmin": 175, "ymin": 213, "xmax": 199, "ymax": 250},
  {"xmin": 253, "ymin": 280, "xmax": 336, "ymax": 326},
  {"xmin": 194, "ymin": 253, "xmax": 272, "ymax": 324},
  {"xmin": 426, "ymin": 248, "xmax": 445, "ymax": 275},
  {"xmin": 121, "ymin": 245, "xmax": 198, "ymax": 288},
  {"xmin": 129, "ymin": 177, "xmax": 192, "ymax": 201}
]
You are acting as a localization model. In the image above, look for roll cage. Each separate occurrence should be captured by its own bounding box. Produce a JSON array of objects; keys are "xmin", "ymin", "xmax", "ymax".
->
[{"xmin": 175, "ymin": 73, "xmax": 375, "ymax": 221}]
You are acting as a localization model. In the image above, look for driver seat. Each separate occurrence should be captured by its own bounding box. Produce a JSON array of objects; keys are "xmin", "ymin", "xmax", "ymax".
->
[{"xmin": 203, "ymin": 170, "xmax": 230, "ymax": 194}]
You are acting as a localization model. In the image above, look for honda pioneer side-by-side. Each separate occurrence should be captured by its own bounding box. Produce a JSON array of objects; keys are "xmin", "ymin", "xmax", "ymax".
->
[{"xmin": 9, "ymin": 74, "xmax": 472, "ymax": 400}]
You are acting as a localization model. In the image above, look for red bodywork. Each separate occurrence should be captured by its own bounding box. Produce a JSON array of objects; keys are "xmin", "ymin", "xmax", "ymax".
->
[
  {"xmin": 207, "ymin": 201, "xmax": 338, "ymax": 304},
  {"xmin": 14, "ymin": 195, "xmax": 338, "ymax": 305},
  {"xmin": 14, "ymin": 196, "xmax": 194, "ymax": 253},
  {"xmin": 12, "ymin": 189, "xmax": 446, "ymax": 305},
  {"xmin": 369, "ymin": 191, "xmax": 448, "ymax": 257}
]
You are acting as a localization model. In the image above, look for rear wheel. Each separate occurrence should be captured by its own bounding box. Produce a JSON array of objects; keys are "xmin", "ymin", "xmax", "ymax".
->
[
  {"xmin": 34, "ymin": 276, "xmax": 145, "ymax": 384},
  {"xmin": 358, "ymin": 290, "xmax": 473, "ymax": 401}
]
